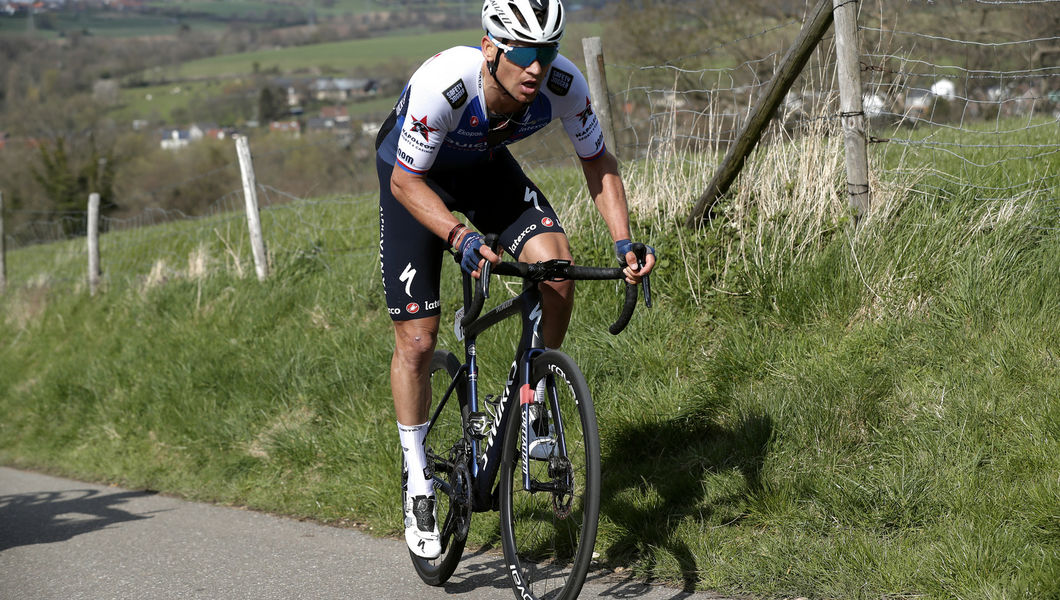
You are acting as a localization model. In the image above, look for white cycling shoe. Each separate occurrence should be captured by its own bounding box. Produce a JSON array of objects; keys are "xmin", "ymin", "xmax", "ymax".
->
[
  {"xmin": 527, "ymin": 382, "xmax": 556, "ymax": 460},
  {"xmin": 404, "ymin": 494, "xmax": 441, "ymax": 559}
]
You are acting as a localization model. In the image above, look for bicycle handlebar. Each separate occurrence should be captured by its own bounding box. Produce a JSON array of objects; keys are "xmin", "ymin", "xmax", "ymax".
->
[{"xmin": 460, "ymin": 234, "xmax": 652, "ymax": 335}]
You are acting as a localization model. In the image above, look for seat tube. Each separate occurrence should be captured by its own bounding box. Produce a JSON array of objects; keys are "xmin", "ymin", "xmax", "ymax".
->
[
  {"xmin": 466, "ymin": 335, "xmax": 481, "ymax": 479},
  {"xmin": 519, "ymin": 350, "xmax": 537, "ymax": 491}
]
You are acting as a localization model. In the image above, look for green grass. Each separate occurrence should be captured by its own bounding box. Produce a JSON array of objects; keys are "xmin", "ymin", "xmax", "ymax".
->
[{"xmin": 2, "ymin": 129, "xmax": 1059, "ymax": 599}]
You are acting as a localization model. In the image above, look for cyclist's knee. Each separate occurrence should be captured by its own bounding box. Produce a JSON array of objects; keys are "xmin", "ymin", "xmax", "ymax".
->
[
  {"xmin": 541, "ymin": 278, "xmax": 575, "ymax": 305},
  {"xmin": 518, "ymin": 232, "xmax": 572, "ymax": 263},
  {"xmin": 393, "ymin": 319, "xmax": 439, "ymax": 365}
]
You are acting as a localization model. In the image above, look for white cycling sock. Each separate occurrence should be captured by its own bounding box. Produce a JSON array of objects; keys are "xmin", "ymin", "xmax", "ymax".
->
[{"xmin": 398, "ymin": 421, "xmax": 433, "ymax": 498}]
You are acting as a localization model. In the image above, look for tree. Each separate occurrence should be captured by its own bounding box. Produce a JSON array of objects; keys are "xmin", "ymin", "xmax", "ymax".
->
[
  {"xmin": 258, "ymin": 86, "xmax": 288, "ymax": 122},
  {"xmin": 30, "ymin": 138, "xmax": 117, "ymax": 237}
]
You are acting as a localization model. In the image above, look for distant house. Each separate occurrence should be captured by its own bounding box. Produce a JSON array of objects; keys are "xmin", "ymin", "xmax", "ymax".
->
[
  {"xmin": 269, "ymin": 120, "xmax": 301, "ymax": 137},
  {"xmin": 310, "ymin": 78, "xmax": 378, "ymax": 102},
  {"xmin": 319, "ymin": 105, "xmax": 350, "ymax": 123},
  {"xmin": 160, "ymin": 128, "xmax": 191, "ymax": 150},
  {"xmin": 159, "ymin": 124, "xmax": 227, "ymax": 150},
  {"xmin": 903, "ymin": 89, "xmax": 933, "ymax": 121}
]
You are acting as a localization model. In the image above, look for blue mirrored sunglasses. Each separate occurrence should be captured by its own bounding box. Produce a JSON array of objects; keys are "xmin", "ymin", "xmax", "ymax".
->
[{"xmin": 491, "ymin": 35, "xmax": 559, "ymax": 68}]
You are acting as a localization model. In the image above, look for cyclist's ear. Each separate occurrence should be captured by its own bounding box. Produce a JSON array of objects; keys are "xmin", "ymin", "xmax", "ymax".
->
[{"xmin": 482, "ymin": 35, "xmax": 497, "ymax": 61}]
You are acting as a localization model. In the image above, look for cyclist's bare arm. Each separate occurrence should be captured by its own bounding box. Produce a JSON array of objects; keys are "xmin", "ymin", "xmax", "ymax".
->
[
  {"xmin": 579, "ymin": 150, "xmax": 656, "ymax": 284},
  {"xmin": 390, "ymin": 165, "xmax": 502, "ymax": 269}
]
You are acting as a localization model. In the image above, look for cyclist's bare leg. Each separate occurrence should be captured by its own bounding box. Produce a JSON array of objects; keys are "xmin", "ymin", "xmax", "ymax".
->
[
  {"xmin": 391, "ymin": 315, "xmax": 440, "ymax": 425},
  {"xmin": 518, "ymin": 232, "xmax": 574, "ymax": 349}
]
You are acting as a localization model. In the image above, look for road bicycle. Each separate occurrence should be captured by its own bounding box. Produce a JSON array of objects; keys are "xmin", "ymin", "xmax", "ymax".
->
[{"xmin": 404, "ymin": 234, "xmax": 652, "ymax": 600}]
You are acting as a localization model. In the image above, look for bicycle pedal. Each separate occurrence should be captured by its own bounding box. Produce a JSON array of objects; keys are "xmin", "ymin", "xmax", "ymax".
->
[{"xmin": 466, "ymin": 412, "xmax": 492, "ymax": 440}]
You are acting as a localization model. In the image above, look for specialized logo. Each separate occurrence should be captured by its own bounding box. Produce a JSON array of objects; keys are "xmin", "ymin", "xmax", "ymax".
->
[
  {"xmin": 443, "ymin": 80, "xmax": 468, "ymax": 109},
  {"xmin": 400, "ymin": 262, "xmax": 417, "ymax": 297},
  {"xmin": 541, "ymin": 217, "xmax": 554, "ymax": 227},
  {"xmin": 530, "ymin": 302, "xmax": 543, "ymax": 324},
  {"xmin": 523, "ymin": 186, "xmax": 542, "ymax": 212},
  {"xmin": 406, "ymin": 302, "xmax": 420, "ymax": 314},
  {"xmin": 408, "ymin": 115, "xmax": 438, "ymax": 142},
  {"xmin": 547, "ymin": 67, "xmax": 573, "ymax": 96},
  {"xmin": 577, "ymin": 97, "xmax": 594, "ymax": 126}
]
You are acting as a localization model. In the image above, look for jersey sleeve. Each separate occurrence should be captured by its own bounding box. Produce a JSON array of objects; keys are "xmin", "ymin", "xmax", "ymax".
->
[
  {"xmin": 393, "ymin": 54, "xmax": 462, "ymax": 174},
  {"xmin": 550, "ymin": 59, "xmax": 607, "ymax": 160}
]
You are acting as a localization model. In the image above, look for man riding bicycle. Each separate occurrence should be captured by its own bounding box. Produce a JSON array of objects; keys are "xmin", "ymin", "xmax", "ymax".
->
[{"xmin": 375, "ymin": 0, "xmax": 656, "ymax": 559}]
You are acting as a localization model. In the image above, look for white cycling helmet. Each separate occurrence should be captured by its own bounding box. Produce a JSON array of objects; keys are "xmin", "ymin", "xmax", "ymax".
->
[{"xmin": 482, "ymin": 0, "xmax": 565, "ymax": 45}]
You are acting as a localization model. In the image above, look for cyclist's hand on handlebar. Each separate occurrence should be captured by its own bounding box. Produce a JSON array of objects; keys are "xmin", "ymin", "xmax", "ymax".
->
[
  {"xmin": 458, "ymin": 230, "xmax": 501, "ymax": 278},
  {"xmin": 614, "ymin": 239, "xmax": 656, "ymax": 285}
]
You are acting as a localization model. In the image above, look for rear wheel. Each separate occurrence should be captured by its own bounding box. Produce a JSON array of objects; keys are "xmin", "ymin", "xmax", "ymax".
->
[
  {"xmin": 409, "ymin": 350, "xmax": 471, "ymax": 586},
  {"xmin": 498, "ymin": 350, "xmax": 600, "ymax": 600}
]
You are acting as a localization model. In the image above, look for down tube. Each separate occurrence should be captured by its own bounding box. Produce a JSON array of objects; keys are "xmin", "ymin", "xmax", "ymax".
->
[{"xmin": 470, "ymin": 293, "xmax": 544, "ymax": 507}]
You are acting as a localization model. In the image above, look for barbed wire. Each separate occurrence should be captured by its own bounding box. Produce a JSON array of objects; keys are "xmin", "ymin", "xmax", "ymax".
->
[{"xmin": 4, "ymin": 3, "xmax": 1058, "ymax": 294}]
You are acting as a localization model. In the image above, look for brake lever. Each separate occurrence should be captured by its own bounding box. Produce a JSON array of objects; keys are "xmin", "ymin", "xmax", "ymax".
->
[
  {"xmin": 481, "ymin": 260, "xmax": 492, "ymax": 299},
  {"xmin": 480, "ymin": 233, "xmax": 501, "ymax": 300},
  {"xmin": 631, "ymin": 243, "xmax": 653, "ymax": 308}
]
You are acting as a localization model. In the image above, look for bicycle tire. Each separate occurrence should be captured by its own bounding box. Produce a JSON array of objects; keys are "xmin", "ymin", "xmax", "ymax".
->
[
  {"xmin": 409, "ymin": 350, "xmax": 470, "ymax": 586},
  {"xmin": 498, "ymin": 350, "xmax": 601, "ymax": 600}
]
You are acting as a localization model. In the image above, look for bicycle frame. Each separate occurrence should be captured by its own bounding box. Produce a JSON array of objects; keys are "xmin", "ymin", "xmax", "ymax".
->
[
  {"xmin": 426, "ymin": 270, "xmax": 558, "ymax": 513},
  {"xmin": 470, "ymin": 269, "xmax": 565, "ymax": 510}
]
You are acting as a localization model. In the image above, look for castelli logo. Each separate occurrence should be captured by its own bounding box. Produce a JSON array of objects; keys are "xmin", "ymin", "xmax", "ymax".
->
[
  {"xmin": 406, "ymin": 302, "xmax": 420, "ymax": 314},
  {"xmin": 470, "ymin": 115, "xmax": 480, "ymax": 127},
  {"xmin": 541, "ymin": 217, "xmax": 554, "ymax": 227}
]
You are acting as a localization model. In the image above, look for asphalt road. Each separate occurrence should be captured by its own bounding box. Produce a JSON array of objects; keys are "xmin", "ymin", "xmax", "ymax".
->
[{"xmin": 0, "ymin": 467, "xmax": 727, "ymax": 600}]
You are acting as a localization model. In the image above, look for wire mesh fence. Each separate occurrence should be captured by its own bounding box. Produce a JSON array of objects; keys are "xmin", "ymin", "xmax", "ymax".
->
[{"xmin": 2, "ymin": 0, "xmax": 1057, "ymax": 295}]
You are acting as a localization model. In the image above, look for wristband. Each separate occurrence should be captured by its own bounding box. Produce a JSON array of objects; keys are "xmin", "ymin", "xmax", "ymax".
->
[{"xmin": 447, "ymin": 223, "xmax": 467, "ymax": 248}]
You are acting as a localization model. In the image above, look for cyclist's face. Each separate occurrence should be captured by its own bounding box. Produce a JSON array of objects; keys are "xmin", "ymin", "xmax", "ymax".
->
[{"xmin": 483, "ymin": 36, "xmax": 554, "ymax": 104}]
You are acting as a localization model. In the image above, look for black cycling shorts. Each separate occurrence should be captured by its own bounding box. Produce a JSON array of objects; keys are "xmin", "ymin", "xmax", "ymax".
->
[{"xmin": 377, "ymin": 149, "xmax": 567, "ymax": 322}]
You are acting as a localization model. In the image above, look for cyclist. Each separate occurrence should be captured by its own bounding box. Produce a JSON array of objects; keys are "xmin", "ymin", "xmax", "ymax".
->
[{"xmin": 375, "ymin": 0, "xmax": 655, "ymax": 559}]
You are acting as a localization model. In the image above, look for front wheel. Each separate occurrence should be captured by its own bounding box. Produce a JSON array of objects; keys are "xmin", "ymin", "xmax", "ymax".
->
[
  {"xmin": 409, "ymin": 350, "xmax": 470, "ymax": 586},
  {"xmin": 498, "ymin": 350, "xmax": 601, "ymax": 600}
]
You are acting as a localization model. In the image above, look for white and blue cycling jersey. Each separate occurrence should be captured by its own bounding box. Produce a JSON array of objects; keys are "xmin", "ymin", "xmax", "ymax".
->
[{"xmin": 375, "ymin": 45, "xmax": 606, "ymax": 173}]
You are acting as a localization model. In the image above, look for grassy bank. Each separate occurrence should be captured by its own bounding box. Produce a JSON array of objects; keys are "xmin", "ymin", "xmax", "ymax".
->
[{"xmin": 2, "ymin": 131, "xmax": 1058, "ymax": 598}]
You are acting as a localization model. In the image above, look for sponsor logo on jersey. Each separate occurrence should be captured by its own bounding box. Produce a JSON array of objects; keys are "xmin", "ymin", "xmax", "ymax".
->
[
  {"xmin": 443, "ymin": 80, "xmax": 468, "ymax": 109},
  {"xmin": 470, "ymin": 115, "xmax": 480, "ymax": 127},
  {"xmin": 541, "ymin": 217, "xmax": 554, "ymax": 227},
  {"xmin": 577, "ymin": 97, "xmax": 594, "ymax": 126},
  {"xmin": 443, "ymin": 138, "xmax": 489, "ymax": 152},
  {"xmin": 396, "ymin": 148, "xmax": 415, "ymax": 167},
  {"xmin": 547, "ymin": 67, "xmax": 573, "ymax": 96},
  {"xmin": 406, "ymin": 302, "xmax": 420, "ymax": 314},
  {"xmin": 408, "ymin": 115, "xmax": 438, "ymax": 142}
]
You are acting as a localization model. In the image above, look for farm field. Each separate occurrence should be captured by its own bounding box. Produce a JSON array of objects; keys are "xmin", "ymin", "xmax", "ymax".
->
[{"xmin": 0, "ymin": 11, "xmax": 228, "ymax": 38}]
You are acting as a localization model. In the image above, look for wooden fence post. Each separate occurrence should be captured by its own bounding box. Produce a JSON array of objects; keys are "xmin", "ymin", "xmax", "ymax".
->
[
  {"xmin": 88, "ymin": 192, "xmax": 101, "ymax": 296},
  {"xmin": 0, "ymin": 191, "xmax": 6, "ymax": 294},
  {"xmin": 685, "ymin": 0, "xmax": 835, "ymax": 227},
  {"xmin": 582, "ymin": 36, "xmax": 618, "ymax": 159},
  {"xmin": 833, "ymin": 0, "xmax": 871, "ymax": 222},
  {"xmin": 235, "ymin": 135, "xmax": 269, "ymax": 282}
]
